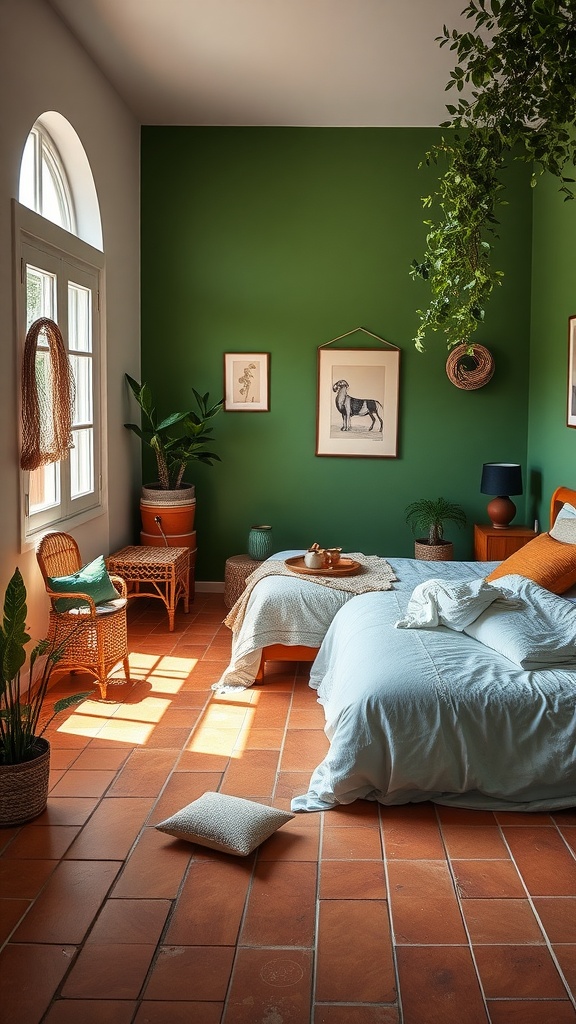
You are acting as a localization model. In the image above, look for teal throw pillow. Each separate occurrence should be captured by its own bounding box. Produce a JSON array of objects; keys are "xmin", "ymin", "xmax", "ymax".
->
[{"xmin": 48, "ymin": 555, "xmax": 119, "ymax": 612}]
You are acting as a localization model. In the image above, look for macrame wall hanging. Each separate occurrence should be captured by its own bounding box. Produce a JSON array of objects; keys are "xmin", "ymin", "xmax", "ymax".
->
[{"xmin": 20, "ymin": 317, "xmax": 75, "ymax": 471}]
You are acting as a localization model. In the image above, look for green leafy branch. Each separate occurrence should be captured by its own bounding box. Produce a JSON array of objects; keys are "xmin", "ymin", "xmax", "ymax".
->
[{"xmin": 411, "ymin": 0, "xmax": 576, "ymax": 351}]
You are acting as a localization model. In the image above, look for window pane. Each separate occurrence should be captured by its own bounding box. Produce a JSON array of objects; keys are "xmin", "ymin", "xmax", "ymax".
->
[
  {"xmin": 41, "ymin": 158, "xmax": 67, "ymax": 229},
  {"xmin": 19, "ymin": 121, "xmax": 75, "ymax": 232},
  {"xmin": 19, "ymin": 132, "xmax": 37, "ymax": 211},
  {"xmin": 70, "ymin": 428, "xmax": 93, "ymax": 498},
  {"xmin": 29, "ymin": 463, "xmax": 59, "ymax": 514},
  {"xmin": 68, "ymin": 283, "xmax": 91, "ymax": 352},
  {"xmin": 71, "ymin": 354, "xmax": 93, "ymax": 425},
  {"xmin": 26, "ymin": 265, "xmax": 56, "ymax": 328}
]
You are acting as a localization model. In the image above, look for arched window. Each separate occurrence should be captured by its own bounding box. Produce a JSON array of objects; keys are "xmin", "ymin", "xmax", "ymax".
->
[
  {"xmin": 16, "ymin": 114, "xmax": 104, "ymax": 545},
  {"xmin": 19, "ymin": 120, "xmax": 76, "ymax": 233}
]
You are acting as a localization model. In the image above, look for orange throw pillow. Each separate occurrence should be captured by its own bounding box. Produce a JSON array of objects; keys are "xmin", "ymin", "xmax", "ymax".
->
[{"xmin": 485, "ymin": 533, "xmax": 576, "ymax": 594}]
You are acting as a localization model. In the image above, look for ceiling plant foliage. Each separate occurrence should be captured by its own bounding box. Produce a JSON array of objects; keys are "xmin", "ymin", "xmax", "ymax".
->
[{"xmin": 410, "ymin": 0, "xmax": 576, "ymax": 351}]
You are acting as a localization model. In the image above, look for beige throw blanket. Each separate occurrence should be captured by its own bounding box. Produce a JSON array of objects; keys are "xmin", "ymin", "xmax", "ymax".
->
[{"xmin": 224, "ymin": 554, "xmax": 398, "ymax": 634}]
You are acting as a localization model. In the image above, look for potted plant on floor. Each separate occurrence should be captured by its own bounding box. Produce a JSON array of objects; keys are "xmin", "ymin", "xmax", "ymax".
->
[
  {"xmin": 405, "ymin": 497, "xmax": 467, "ymax": 561},
  {"xmin": 124, "ymin": 374, "xmax": 223, "ymax": 543},
  {"xmin": 0, "ymin": 568, "xmax": 89, "ymax": 826}
]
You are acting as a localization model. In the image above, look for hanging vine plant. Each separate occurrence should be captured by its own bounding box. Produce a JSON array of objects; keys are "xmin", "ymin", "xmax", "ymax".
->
[{"xmin": 411, "ymin": 0, "xmax": 576, "ymax": 351}]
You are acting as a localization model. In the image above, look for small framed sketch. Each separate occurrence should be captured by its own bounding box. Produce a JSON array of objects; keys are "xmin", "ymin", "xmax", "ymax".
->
[
  {"xmin": 316, "ymin": 347, "xmax": 400, "ymax": 457},
  {"xmin": 224, "ymin": 352, "xmax": 270, "ymax": 412},
  {"xmin": 568, "ymin": 316, "xmax": 576, "ymax": 428}
]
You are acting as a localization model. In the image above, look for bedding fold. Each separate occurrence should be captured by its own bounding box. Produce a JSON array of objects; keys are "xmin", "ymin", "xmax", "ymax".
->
[
  {"xmin": 394, "ymin": 576, "xmax": 514, "ymax": 630},
  {"xmin": 464, "ymin": 573, "xmax": 576, "ymax": 668}
]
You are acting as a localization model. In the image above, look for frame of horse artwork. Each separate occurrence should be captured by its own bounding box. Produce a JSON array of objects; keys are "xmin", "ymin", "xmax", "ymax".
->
[
  {"xmin": 316, "ymin": 345, "xmax": 400, "ymax": 457},
  {"xmin": 567, "ymin": 315, "xmax": 576, "ymax": 429}
]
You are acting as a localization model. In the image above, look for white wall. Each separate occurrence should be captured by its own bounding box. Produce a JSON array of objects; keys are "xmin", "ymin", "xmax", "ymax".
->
[{"xmin": 0, "ymin": 0, "xmax": 141, "ymax": 638}]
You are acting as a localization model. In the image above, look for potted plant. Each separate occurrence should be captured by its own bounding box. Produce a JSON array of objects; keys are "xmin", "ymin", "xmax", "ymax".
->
[
  {"xmin": 0, "ymin": 568, "xmax": 89, "ymax": 826},
  {"xmin": 405, "ymin": 497, "xmax": 467, "ymax": 561},
  {"xmin": 410, "ymin": 3, "xmax": 576, "ymax": 353},
  {"xmin": 124, "ymin": 374, "xmax": 223, "ymax": 543}
]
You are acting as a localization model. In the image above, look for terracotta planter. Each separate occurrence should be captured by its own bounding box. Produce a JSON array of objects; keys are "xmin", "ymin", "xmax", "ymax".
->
[
  {"xmin": 140, "ymin": 483, "xmax": 196, "ymax": 537},
  {"xmin": 0, "ymin": 738, "xmax": 50, "ymax": 826},
  {"xmin": 139, "ymin": 483, "xmax": 198, "ymax": 598},
  {"xmin": 140, "ymin": 500, "xmax": 196, "ymax": 537},
  {"xmin": 414, "ymin": 540, "xmax": 454, "ymax": 561}
]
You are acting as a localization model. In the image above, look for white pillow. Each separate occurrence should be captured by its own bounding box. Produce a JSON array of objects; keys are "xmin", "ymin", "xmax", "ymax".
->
[
  {"xmin": 155, "ymin": 791, "xmax": 294, "ymax": 856},
  {"xmin": 395, "ymin": 577, "xmax": 511, "ymax": 631},
  {"xmin": 550, "ymin": 502, "xmax": 576, "ymax": 544},
  {"xmin": 464, "ymin": 574, "xmax": 576, "ymax": 669}
]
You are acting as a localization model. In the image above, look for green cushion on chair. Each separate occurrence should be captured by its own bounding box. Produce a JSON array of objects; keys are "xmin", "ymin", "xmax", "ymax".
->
[{"xmin": 48, "ymin": 554, "xmax": 119, "ymax": 612}]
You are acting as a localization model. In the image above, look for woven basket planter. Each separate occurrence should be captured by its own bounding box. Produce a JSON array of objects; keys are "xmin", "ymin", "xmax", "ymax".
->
[
  {"xmin": 414, "ymin": 540, "xmax": 454, "ymax": 562},
  {"xmin": 0, "ymin": 738, "xmax": 50, "ymax": 826},
  {"xmin": 141, "ymin": 483, "xmax": 195, "ymax": 505}
]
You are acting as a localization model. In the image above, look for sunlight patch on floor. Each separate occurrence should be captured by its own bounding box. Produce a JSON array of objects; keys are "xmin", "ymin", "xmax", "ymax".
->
[
  {"xmin": 94, "ymin": 718, "xmax": 157, "ymax": 745},
  {"xmin": 187, "ymin": 703, "xmax": 256, "ymax": 757},
  {"xmin": 55, "ymin": 712, "xmax": 112, "ymax": 738},
  {"xmin": 108, "ymin": 696, "xmax": 172, "ymax": 724},
  {"xmin": 126, "ymin": 651, "xmax": 195, "ymax": 684},
  {"xmin": 127, "ymin": 651, "xmax": 199, "ymax": 693}
]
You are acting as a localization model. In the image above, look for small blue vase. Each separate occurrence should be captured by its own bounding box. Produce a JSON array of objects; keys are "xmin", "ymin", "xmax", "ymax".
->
[{"xmin": 248, "ymin": 525, "xmax": 273, "ymax": 561}]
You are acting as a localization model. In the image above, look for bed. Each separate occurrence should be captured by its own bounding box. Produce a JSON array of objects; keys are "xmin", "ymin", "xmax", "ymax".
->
[
  {"xmin": 213, "ymin": 551, "xmax": 500, "ymax": 691},
  {"xmin": 291, "ymin": 486, "xmax": 576, "ymax": 812}
]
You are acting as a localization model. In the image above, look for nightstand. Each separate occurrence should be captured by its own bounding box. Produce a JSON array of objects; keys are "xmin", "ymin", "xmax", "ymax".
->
[{"xmin": 473, "ymin": 523, "xmax": 537, "ymax": 562}]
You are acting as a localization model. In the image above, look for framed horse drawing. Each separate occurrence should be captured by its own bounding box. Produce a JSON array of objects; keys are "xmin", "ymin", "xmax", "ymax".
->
[{"xmin": 316, "ymin": 334, "xmax": 400, "ymax": 458}]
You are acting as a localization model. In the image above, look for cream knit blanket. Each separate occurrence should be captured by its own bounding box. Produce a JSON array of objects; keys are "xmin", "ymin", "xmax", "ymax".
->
[{"xmin": 224, "ymin": 554, "xmax": 398, "ymax": 634}]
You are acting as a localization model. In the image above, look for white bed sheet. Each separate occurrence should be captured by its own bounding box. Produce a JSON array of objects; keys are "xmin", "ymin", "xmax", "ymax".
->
[{"xmin": 214, "ymin": 550, "xmax": 500, "ymax": 690}]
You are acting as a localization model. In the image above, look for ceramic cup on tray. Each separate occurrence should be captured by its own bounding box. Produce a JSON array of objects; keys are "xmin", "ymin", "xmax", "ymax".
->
[{"xmin": 304, "ymin": 550, "xmax": 325, "ymax": 569}]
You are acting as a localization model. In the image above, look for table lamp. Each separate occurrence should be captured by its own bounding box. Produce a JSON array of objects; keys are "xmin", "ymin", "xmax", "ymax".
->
[{"xmin": 481, "ymin": 463, "xmax": 523, "ymax": 529}]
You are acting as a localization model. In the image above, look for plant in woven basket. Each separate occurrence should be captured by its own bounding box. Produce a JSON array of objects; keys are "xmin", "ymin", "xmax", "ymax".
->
[
  {"xmin": 405, "ymin": 498, "xmax": 467, "ymax": 547},
  {"xmin": 124, "ymin": 375, "xmax": 223, "ymax": 491},
  {"xmin": 0, "ymin": 568, "xmax": 89, "ymax": 766}
]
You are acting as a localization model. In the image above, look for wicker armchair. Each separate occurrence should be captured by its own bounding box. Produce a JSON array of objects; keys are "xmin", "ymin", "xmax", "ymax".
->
[{"xmin": 36, "ymin": 532, "xmax": 130, "ymax": 700}]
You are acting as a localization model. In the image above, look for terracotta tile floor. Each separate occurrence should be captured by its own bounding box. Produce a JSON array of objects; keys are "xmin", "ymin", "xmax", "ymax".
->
[{"xmin": 2, "ymin": 593, "xmax": 576, "ymax": 1024}]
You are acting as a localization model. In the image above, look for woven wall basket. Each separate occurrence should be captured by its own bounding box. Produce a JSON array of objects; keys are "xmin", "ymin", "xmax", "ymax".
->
[
  {"xmin": 445, "ymin": 343, "xmax": 495, "ymax": 390},
  {"xmin": 0, "ymin": 738, "xmax": 50, "ymax": 826},
  {"xmin": 414, "ymin": 540, "xmax": 454, "ymax": 562}
]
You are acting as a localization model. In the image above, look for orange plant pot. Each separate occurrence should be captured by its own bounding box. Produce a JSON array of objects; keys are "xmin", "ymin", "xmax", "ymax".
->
[{"xmin": 140, "ymin": 499, "xmax": 196, "ymax": 537}]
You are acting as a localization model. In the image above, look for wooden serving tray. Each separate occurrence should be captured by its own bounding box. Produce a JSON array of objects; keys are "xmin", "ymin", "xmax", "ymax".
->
[{"xmin": 284, "ymin": 555, "xmax": 362, "ymax": 577}]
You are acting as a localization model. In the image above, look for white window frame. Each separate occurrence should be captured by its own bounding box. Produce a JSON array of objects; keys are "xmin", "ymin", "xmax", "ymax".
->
[
  {"xmin": 19, "ymin": 121, "xmax": 76, "ymax": 234},
  {"xmin": 14, "ymin": 201, "xmax": 107, "ymax": 551}
]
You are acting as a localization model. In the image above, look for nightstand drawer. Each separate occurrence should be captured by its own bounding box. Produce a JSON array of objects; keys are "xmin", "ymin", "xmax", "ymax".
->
[{"xmin": 474, "ymin": 524, "xmax": 537, "ymax": 561}]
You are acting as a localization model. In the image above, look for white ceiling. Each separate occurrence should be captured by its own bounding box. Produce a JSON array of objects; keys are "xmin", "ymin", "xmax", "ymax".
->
[{"xmin": 46, "ymin": 0, "xmax": 468, "ymax": 126}]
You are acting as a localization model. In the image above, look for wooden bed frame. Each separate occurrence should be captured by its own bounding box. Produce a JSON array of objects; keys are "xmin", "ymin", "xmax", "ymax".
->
[
  {"xmin": 549, "ymin": 485, "xmax": 576, "ymax": 530},
  {"xmin": 254, "ymin": 485, "xmax": 576, "ymax": 683},
  {"xmin": 255, "ymin": 642, "xmax": 318, "ymax": 682}
]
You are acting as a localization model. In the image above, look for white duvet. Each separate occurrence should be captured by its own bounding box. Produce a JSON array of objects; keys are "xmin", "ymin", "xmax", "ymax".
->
[
  {"xmin": 291, "ymin": 579, "xmax": 576, "ymax": 813},
  {"xmin": 214, "ymin": 551, "xmax": 500, "ymax": 690}
]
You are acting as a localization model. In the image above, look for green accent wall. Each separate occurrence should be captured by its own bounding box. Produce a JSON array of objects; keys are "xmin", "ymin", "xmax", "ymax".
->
[
  {"xmin": 141, "ymin": 127, "xmax": 533, "ymax": 580},
  {"xmin": 528, "ymin": 170, "xmax": 576, "ymax": 526}
]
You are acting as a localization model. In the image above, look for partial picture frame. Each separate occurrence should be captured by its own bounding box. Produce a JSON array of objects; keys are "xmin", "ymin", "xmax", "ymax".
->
[
  {"xmin": 316, "ymin": 347, "xmax": 400, "ymax": 457},
  {"xmin": 224, "ymin": 352, "xmax": 270, "ymax": 412},
  {"xmin": 567, "ymin": 315, "xmax": 576, "ymax": 428}
]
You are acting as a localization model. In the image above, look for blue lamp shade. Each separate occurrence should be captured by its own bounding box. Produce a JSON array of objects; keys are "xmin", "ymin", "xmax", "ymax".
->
[{"xmin": 480, "ymin": 463, "xmax": 523, "ymax": 529}]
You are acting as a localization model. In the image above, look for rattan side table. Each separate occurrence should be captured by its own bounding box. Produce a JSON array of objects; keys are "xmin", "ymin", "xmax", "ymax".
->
[
  {"xmin": 107, "ymin": 545, "xmax": 190, "ymax": 631},
  {"xmin": 224, "ymin": 554, "xmax": 263, "ymax": 610}
]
